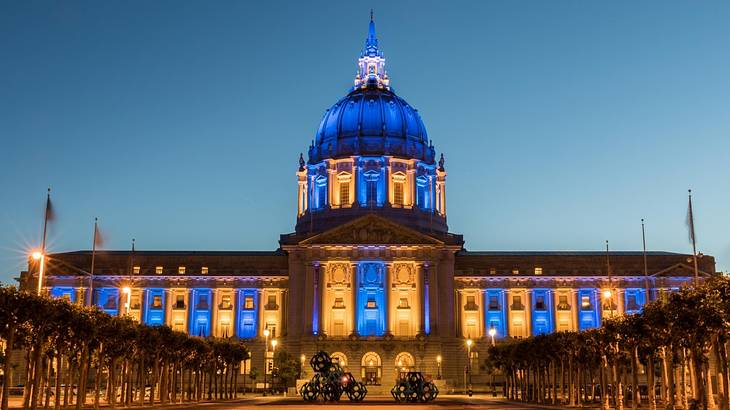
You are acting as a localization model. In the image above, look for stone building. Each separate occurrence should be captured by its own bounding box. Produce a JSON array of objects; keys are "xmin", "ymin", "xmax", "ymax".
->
[{"xmin": 19, "ymin": 16, "xmax": 716, "ymax": 393}]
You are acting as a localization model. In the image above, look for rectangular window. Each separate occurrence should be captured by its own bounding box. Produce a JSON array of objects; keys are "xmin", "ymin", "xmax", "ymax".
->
[
  {"xmin": 265, "ymin": 295, "xmax": 278, "ymax": 310},
  {"xmin": 334, "ymin": 320, "xmax": 344, "ymax": 336},
  {"xmin": 196, "ymin": 295, "xmax": 209, "ymax": 310},
  {"xmin": 178, "ymin": 266, "xmax": 186, "ymax": 274},
  {"xmin": 133, "ymin": 266, "xmax": 141, "ymax": 274},
  {"xmin": 535, "ymin": 295, "xmax": 546, "ymax": 310},
  {"xmin": 151, "ymin": 295, "xmax": 163, "ymax": 308},
  {"xmin": 488, "ymin": 295, "xmax": 500, "ymax": 310},
  {"xmin": 512, "ymin": 268, "xmax": 519, "ymax": 275},
  {"xmin": 366, "ymin": 299, "xmax": 377, "ymax": 309},
  {"xmin": 155, "ymin": 266, "xmax": 163, "ymax": 275},
  {"xmin": 266, "ymin": 323, "xmax": 276, "ymax": 338},
  {"xmin": 174, "ymin": 295, "xmax": 185, "ymax": 309},
  {"xmin": 511, "ymin": 296, "xmax": 524, "ymax": 310},
  {"xmin": 333, "ymin": 297, "xmax": 345, "ymax": 308},
  {"xmin": 627, "ymin": 294, "xmax": 640, "ymax": 310},
  {"xmin": 398, "ymin": 298, "xmax": 409, "ymax": 308},
  {"xmin": 244, "ymin": 296, "xmax": 254, "ymax": 310},
  {"xmin": 581, "ymin": 296, "xmax": 592, "ymax": 311},
  {"xmin": 393, "ymin": 182, "xmax": 404, "ymax": 206},
  {"xmin": 367, "ymin": 180, "xmax": 377, "ymax": 205},
  {"xmin": 398, "ymin": 320, "xmax": 409, "ymax": 335},
  {"xmin": 534, "ymin": 267, "xmax": 543, "ymax": 275},
  {"xmin": 201, "ymin": 266, "xmax": 209, "ymax": 275},
  {"xmin": 339, "ymin": 182, "xmax": 350, "ymax": 205},
  {"xmin": 219, "ymin": 295, "xmax": 232, "ymax": 310},
  {"xmin": 130, "ymin": 296, "xmax": 141, "ymax": 310},
  {"xmin": 464, "ymin": 295, "xmax": 478, "ymax": 311},
  {"xmin": 489, "ymin": 267, "xmax": 496, "ymax": 275},
  {"xmin": 557, "ymin": 295, "xmax": 571, "ymax": 310}
]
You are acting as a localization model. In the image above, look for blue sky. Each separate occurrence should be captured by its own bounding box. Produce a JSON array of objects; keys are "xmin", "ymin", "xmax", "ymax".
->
[{"xmin": 1, "ymin": 1, "xmax": 728, "ymax": 284}]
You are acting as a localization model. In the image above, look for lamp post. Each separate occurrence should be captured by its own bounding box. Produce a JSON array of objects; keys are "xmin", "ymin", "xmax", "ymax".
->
[
  {"xmin": 603, "ymin": 289, "xmax": 614, "ymax": 318},
  {"xmin": 466, "ymin": 338, "xmax": 473, "ymax": 397},
  {"xmin": 436, "ymin": 355, "xmax": 442, "ymax": 380},
  {"xmin": 263, "ymin": 329, "xmax": 270, "ymax": 396},
  {"xmin": 488, "ymin": 328, "xmax": 497, "ymax": 397},
  {"xmin": 31, "ymin": 251, "xmax": 45, "ymax": 296},
  {"xmin": 271, "ymin": 339, "xmax": 278, "ymax": 395}
]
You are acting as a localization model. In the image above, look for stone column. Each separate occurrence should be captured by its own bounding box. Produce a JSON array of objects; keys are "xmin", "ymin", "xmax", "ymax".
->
[
  {"xmin": 525, "ymin": 289, "xmax": 533, "ymax": 337},
  {"xmin": 232, "ymin": 289, "xmax": 240, "ymax": 338},
  {"xmin": 211, "ymin": 289, "xmax": 219, "ymax": 337},
  {"xmin": 572, "ymin": 289, "xmax": 580, "ymax": 331},
  {"xmin": 384, "ymin": 263, "xmax": 391, "ymax": 335},
  {"xmin": 418, "ymin": 264, "xmax": 426, "ymax": 335},
  {"xmin": 257, "ymin": 289, "xmax": 265, "ymax": 337},
  {"xmin": 311, "ymin": 263, "xmax": 320, "ymax": 335},
  {"xmin": 164, "ymin": 289, "xmax": 173, "ymax": 327},
  {"xmin": 188, "ymin": 288, "xmax": 196, "ymax": 334},
  {"xmin": 352, "ymin": 263, "xmax": 359, "ymax": 335},
  {"xmin": 501, "ymin": 289, "xmax": 509, "ymax": 338},
  {"xmin": 423, "ymin": 264, "xmax": 430, "ymax": 335}
]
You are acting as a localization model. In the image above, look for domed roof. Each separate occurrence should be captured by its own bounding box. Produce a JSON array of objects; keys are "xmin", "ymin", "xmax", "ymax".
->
[
  {"xmin": 307, "ymin": 15, "xmax": 435, "ymax": 165},
  {"xmin": 309, "ymin": 85, "xmax": 434, "ymax": 164}
]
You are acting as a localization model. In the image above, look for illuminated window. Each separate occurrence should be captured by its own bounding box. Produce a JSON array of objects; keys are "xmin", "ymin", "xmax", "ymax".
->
[
  {"xmin": 201, "ymin": 266, "xmax": 208, "ymax": 275},
  {"xmin": 398, "ymin": 298, "xmax": 409, "ymax": 308},
  {"xmin": 155, "ymin": 266, "xmax": 163, "ymax": 275},
  {"xmin": 133, "ymin": 266, "xmax": 141, "ymax": 274},
  {"xmin": 627, "ymin": 294, "xmax": 640, "ymax": 310},
  {"xmin": 333, "ymin": 297, "xmax": 345, "ymax": 308},
  {"xmin": 243, "ymin": 296, "xmax": 254, "ymax": 309},
  {"xmin": 178, "ymin": 266, "xmax": 186, "ymax": 275},
  {"xmin": 581, "ymin": 296, "xmax": 592, "ymax": 310},
  {"xmin": 219, "ymin": 295, "xmax": 232, "ymax": 310},
  {"xmin": 366, "ymin": 180, "xmax": 378, "ymax": 205},
  {"xmin": 366, "ymin": 298, "xmax": 377, "ymax": 309},
  {"xmin": 512, "ymin": 269, "xmax": 519, "ymax": 275},
  {"xmin": 339, "ymin": 182, "xmax": 350, "ymax": 205},
  {"xmin": 489, "ymin": 267, "xmax": 496, "ymax": 275},
  {"xmin": 151, "ymin": 295, "xmax": 163, "ymax": 308},
  {"xmin": 557, "ymin": 295, "xmax": 571, "ymax": 310},
  {"xmin": 266, "ymin": 323, "xmax": 277, "ymax": 338},
  {"xmin": 534, "ymin": 267, "xmax": 543, "ymax": 275},
  {"xmin": 130, "ymin": 296, "xmax": 141, "ymax": 310},
  {"xmin": 393, "ymin": 182, "xmax": 404, "ymax": 206}
]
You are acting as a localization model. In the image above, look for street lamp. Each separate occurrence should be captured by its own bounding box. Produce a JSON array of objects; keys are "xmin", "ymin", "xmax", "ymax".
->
[
  {"xmin": 466, "ymin": 338, "xmax": 473, "ymax": 397},
  {"xmin": 271, "ymin": 339, "xmax": 278, "ymax": 395},
  {"xmin": 31, "ymin": 251, "xmax": 45, "ymax": 296},
  {"xmin": 488, "ymin": 328, "xmax": 497, "ymax": 397},
  {"xmin": 263, "ymin": 329, "xmax": 270, "ymax": 396},
  {"xmin": 436, "ymin": 355, "xmax": 442, "ymax": 380},
  {"xmin": 603, "ymin": 289, "xmax": 614, "ymax": 317}
]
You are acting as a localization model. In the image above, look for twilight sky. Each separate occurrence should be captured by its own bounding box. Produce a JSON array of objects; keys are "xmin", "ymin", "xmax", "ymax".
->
[{"xmin": 1, "ymin": 1, "xmax": 728, "ymax": 284}]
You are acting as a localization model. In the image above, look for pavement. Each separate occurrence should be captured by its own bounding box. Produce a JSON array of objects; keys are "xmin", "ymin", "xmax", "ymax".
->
[{"xmin": 7, "ymin": 394, "xmax": 601, "ymax": 409}]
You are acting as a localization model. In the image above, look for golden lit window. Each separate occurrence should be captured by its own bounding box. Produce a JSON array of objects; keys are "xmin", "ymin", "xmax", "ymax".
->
[
  {"xmin": 366, "ymin": 299, "xmax": 377, "ymax": 308},
  {"xmin": 155, "ymin": 266, "xmax": 163, "ymax": 275},
  {"xmin": 333, "ymin": 297, "xmax": 345, "ymax": 308},
  {"xmin": 201, "ymin": 266, "xmax": 209, "ymax": 275},
  {"xmin": 220, "ymin": 295, "xmax": 232, "ymax": 310},
  {"xmin": 152, "ymin": 295, "xmax": 163, "ymax": 308},
  {"xmin": 393, "ymin": 182, "xmax": 404, "ymax": 206},
  {"xmin": 244, "ymin": 296, "xmax": 254, "ymax": 309},
  {"xmin": 489, "ymin": 267, "xmax": 496, "ymax": 275},
  {"xmin": 133, "ymin": 266, "xmax": 141, "ymax": 274},
  {"xmin": 178, "ymin": 266, "xmax": 186, "ymax": 274},
  {"xmin": 339, "ymin": 182, "xmax": 350, "ymax": 205},
  {"xmin": 534, "ymin": 267, "xmax": 543, "ymax": 275},
  {"xmin": 399, "ymin": 298, "xmax": 410, "ymax": 308},
  {"xmin": 512, "ymin": 268, "xmax": 519, "ymax": 275},
  {"xmin": 581, "ymin": 296, "xmax": 592, "ymax": 310}
]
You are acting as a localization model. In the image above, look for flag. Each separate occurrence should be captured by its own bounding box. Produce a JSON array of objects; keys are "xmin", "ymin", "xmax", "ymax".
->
[
  {"xmin": 686, "ymin": 192, "xmax": 696, "ymax": 245},
  {"xmin": 93, "ymin": 221, "xmax": 105, "ymax": 248},
  {"xmin": 44, "ymin": 190, "xmax": 56, "ymax": 222}
]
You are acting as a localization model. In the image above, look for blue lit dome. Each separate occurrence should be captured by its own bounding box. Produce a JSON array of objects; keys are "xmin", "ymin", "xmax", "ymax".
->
[
  {"xmin": 307, "ymin": 15, "xmax": 435, "ymax": 165},
  {"xmin": 309, "ymin": 86, "xmax": 434, "ymax": 164}
]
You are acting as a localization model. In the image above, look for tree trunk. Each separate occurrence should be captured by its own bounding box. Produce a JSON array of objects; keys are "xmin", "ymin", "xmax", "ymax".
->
[
  {"xmin": 631, "ymin": 346, "xmax": 640, "ymax": 410},
  {"xmin": 647, "ymin": 353, "xmax": 657, "ymax": 410},
  {"xmin": 665, "ymin": 347, "xmax": 676, "ymax": 410},
  {"xmin": 706, "ymin": 358, "xmax": 718, "ymax": 410},
  {"xmin": 30, "ymin": 343, "xmax": 45, "ymax": 410},
  {"xmin": 715, "ymin": 336, "xmax": 730, "ymax": 410},
  {"xmin": 601, "ymin": 356, "xmax": 610, "ymax": 410},
  {"xmin": 75, "ymin": 346, "xmax": 89, "ymax": 410},
  {"xmin": 1, "ymin": 327, "xmax": 15, "ymax": 410},
  {"xmin": 54, "ymin": 355, "xmax": 62, "ymax": 410},
  {"xmin": 569, "ymin": 356, "xmax": 576, "ymax": 406}
]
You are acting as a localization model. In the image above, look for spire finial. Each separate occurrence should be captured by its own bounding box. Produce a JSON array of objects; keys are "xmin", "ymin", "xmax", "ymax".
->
[{"xmin": 370, "ymin": 9, "xmax": 374, "ymax": 22}]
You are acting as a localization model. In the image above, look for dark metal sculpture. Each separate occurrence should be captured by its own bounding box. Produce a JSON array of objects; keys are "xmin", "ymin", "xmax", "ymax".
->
[
  {"xmin": 299, "ymin": 351, "xmax": 368, "ymax": 402},
  {"xmin": 390, "ymin": 371, "xmax": 439, "ymax": 403}
]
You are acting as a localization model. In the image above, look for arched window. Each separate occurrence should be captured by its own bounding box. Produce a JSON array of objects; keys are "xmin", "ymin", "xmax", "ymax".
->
[
  {"xmin": 394, "ymin": 352, "xmax": 415, "ymax": 380},
  {"xmin": 361, "ymin": 352, "xmax": 382, "ymax": 385},
  {"xmin": 331, "ymin": 352, "xmax": 348, "ymax": 369},
  {"xmin": 416, "ymin": 175, "xmax": 430, "ymax": 210},
  {"xmin": 337, "ymin": 172, "xmax": 351, "ymax": 207}
]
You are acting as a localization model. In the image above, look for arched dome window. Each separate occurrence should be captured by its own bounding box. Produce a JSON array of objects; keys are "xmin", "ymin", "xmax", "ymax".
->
[
  {"xmin": 394, "ymin": 352, "xmax": 415, "ymax": 380},
  {"xmin": 361, "ymin": 352, "xmax": 382, "ymax": 385}
]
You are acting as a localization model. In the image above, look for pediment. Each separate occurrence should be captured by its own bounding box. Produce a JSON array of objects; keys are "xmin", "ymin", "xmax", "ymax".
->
[
  {"xmin": 652, "ymin": 262, "xmax": 711, "ymax": 278},
  {"xmin": 300, "ymin": 214, "xmax": 444, "ymax": 246}
]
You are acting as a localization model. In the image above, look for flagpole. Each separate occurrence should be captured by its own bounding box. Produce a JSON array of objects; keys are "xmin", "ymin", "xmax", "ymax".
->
[
  {"xmin": 37, "ymin": 187, "xmax": 51, "ymax": 296},
  {"xmin": 688, "ymin": 189, "xmax": 699, "ymax": 285},
  {"xmin": 641, "ymin": 219, "xmax": 650, "ymax": 301},
  {"xmin": 89, "ymin": 217, "xmax": 98, "ymax": 306}
]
